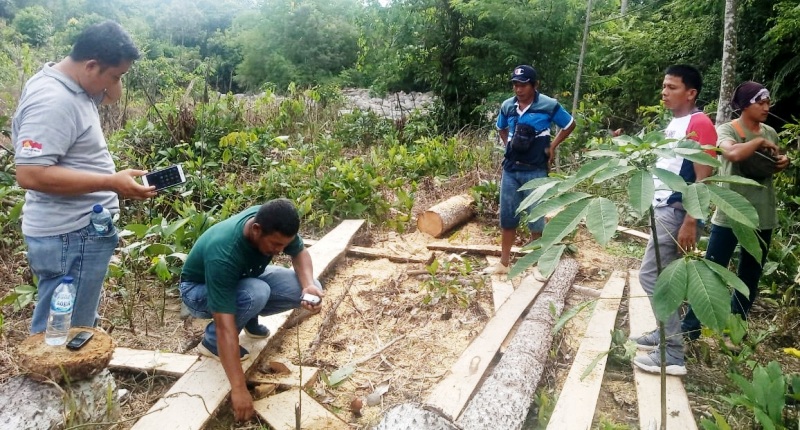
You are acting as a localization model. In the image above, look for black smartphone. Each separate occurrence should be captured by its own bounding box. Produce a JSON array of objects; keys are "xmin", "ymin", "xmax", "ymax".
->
[
  {"xmin": 66, "ymin": 331, "xmax": 94, "ymax": 350},
  {"xmin": 142, "ymin": 164, "xmax": 186, "ymax": 191}
]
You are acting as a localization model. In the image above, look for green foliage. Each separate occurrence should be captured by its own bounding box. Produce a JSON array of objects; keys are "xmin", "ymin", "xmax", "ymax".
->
[
  {"xmin": 723, "ymin": 361, "xmax": 789, "ymax": 430},
  {"xmin": 420, "ymin": 257, "xmax": 485, "ymax": 308},
  {"xmin": 12, "ymin": 5, "xmax": 52, "ymax": 46}
]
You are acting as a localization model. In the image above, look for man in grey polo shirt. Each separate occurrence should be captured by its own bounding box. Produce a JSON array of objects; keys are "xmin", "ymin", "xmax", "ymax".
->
[{"xmin": 13, "ymin": 21, "xmax": 156, "ymax": 334}]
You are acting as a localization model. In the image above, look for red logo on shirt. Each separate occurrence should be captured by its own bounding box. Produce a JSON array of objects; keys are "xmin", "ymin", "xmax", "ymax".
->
[{"xmin": 22, "ymin": 139, "xmax": 43, "ymax": 150}]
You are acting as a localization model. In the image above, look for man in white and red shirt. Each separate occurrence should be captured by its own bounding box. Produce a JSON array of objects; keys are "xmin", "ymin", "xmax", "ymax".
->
[{"xmin": 631, "ymin": 65, "xmax": 717, "ymax": 376}]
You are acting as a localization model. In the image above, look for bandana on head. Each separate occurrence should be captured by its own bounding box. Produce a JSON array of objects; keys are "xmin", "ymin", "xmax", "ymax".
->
[{"xmin": 730, "ymin": 81, "xmax": 770, "ymax": 111}]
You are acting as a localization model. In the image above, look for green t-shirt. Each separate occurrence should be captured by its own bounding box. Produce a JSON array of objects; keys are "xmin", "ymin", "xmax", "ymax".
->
[
  {"xmin": 181, "ymin": 206, "xmax": 304, "ymax": 314},
  {"xmin": 711, "ymin": 121, "xmax": 778, "ymax": 230}
]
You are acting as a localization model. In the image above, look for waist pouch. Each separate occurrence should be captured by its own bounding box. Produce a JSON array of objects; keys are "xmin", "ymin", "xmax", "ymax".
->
[{"xmin": 504, "ymin": 134, "xmax": 550, "ymax": 171}]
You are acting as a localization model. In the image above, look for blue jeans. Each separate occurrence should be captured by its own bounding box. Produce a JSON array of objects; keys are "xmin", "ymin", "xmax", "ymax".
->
[
  {"xmin": 682, "ymin": 225, "xmax": 772, "ymax": 334},
  {"xmin": 179, "ymin": 265, "xmax": 322, "ymax": 347},
  {"xmin": 500, "ymin": 168, "xmax": 548, "ymax": 232},
  {"xmin": 26, "ymin": 223, "xmax": 119, "ymax": 333}
]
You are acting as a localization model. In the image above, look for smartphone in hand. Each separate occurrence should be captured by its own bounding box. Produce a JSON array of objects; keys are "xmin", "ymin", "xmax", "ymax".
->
[{"xmin": 142, "ymin": 164, "xmax": 186, "ymax": 191}]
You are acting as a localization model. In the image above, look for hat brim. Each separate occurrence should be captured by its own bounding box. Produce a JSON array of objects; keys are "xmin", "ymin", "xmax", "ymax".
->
[{"xmin": 511, "ymin": 77, "xmax": 531, "ymax": 83}]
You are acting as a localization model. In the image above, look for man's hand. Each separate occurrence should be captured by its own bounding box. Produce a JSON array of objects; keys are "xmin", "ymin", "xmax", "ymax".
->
[
  {"xmin": 300, "ymin": 285, "xmax": 324, "ymax": 313},
  {"xmin": 776, "ymin": 154, "xmax": 790, "ymax": 171},
  {"xmin": 231, "ymin": 386, "xmax": 255, "ymax": 422},
  {"xmin": 110, "ymin": 169, "xmax": 156, "ymax": 200},
  {"xmin": 677, "ymin": 217, "xmax": 698, "ymax": 254}
]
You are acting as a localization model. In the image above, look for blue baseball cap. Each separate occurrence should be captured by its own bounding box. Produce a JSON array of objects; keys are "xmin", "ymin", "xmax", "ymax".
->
[{"xmin": 511, "ymin": 65, "xmax": 537, "ymax": 83}]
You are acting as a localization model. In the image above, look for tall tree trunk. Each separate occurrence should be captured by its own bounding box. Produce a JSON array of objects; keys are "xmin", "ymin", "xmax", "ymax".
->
[
  {"xmin": 621, "ymin": 0, "xmax": 628, "ymax": 14},
  {"xmin": 716, "ymin": 0, "xmax": 737, "ymax": 124},
  {"xmin": 563, "ymin": 0, "xmax": 594, "ymax": 172}
]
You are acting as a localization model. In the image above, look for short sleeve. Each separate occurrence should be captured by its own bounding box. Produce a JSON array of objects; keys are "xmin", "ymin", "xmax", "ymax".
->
[
  {"xmin": 686, "ymin": 113, "xmax": 718, "ymax": 156},
  {"xmin": 283, "ymin": 234, "xmax": 305, "ymax": 258},
  {"xmin": 551, "ymin": 105, "xmax": 574, "ymax": 129},
  {"xmin": 14, "ymin": 97, "xmax": 77, "ymax": 166},
  {"xmin": 496, "ymin": 108, "xmax": 509, "ymax": 130}
]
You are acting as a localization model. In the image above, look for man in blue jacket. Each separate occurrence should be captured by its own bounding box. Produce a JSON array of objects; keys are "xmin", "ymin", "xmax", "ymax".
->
[{"xmin": 485, "ymin": 65, "xmax": 575, "ymax": 275}]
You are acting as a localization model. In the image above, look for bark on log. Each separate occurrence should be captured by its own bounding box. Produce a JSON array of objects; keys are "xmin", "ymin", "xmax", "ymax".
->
[
  {"xmin": 456, "ymin": 258, "xmax": 579, "ymax": 430},
  {"xmin": 374, "ymin": 404, "xmax": 460, "ymax": 430},
  {"xmin": 417, "ymin": 194, "xmax": 475, "ymax": 238},
  {"xmin": 17, "ymin": 327, "xmax": 113, "ymax": 383},
  {"xmin": 0, "ymin": 369, "xmax": 119, "ymax": 429}
]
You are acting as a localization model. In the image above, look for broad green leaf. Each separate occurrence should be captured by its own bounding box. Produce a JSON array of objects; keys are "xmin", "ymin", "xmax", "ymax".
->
[
  {"xmin": 522, "ymin": 192, "xmax": 591, "ymax": 222},
  {"xmin": 163, "ymin": 217, "xmax": 191, "ymax": 237},
  {"xmin": 685, "ymin": 260, "xmax": 732, "ymax": 331},
  {"xmin": 580, "ymin": 350, "xmax": 610, "ymax": 381},
  {"xmin": 517, "ymin": 181, "xmax": 560, "ymax": 213},
  {"xmin": 726, "ymin": 313, "xmax": 748, "ymax": 345},
  {"xmin": 585, "ymin": 197, "xmax": 619, "ymax": 246},
  {"xmin": 707, "ymin": 184, "xmax": 759, "ymax": 229},
  {"xmin": 539, "ymin": 198, "xmax": 592, "ymax": 250},
  {"xmin": 753, "ymin": 409, "xmax": 777, "ymax": 430},
  {"xmin": 555, "ymin": 176, "xmax": 581, "ymax": 194},
  {"xmin": 538, "ymin": 244, "xmax": 566, "ymax": 277},
  {"xmin": 628, "ymin": 170, "xmax": 654, "ymax": 217},
  {"xmin": 730, "ymin": 220, "xmax": 763, "ymax": 263},
  {"xmin": 509, "ymin": 245, "xmax": 546, "ymax": 278},
  {"xmin": 552, "ymin": 299, "xmax": 595, "ymax": 335},
  {"xmin": 677, "ymin": 150, "xmax": 721, "ymax": 168},
  {"xmin": 574, "ymin": 157, "xmax": 612, "ymax": 182},
  {"xmin": 612, "ymin": 134, "xmax": 643, "ymax": 147},
  {"xmin": 122, "ymin": 223, "xmax": 149, "ymax": 238},
  {"xmin": 682, "ymin": 183, "xmax": 711, "ymax": 220},
  {"xmin": 326, "ymin": 363, "xmax": 356, "ymax": 387},
  {"xmin": 652, "ymin": 259, "xmax": 688, "ymax": 322},
  {"xmin": 519, "ymin": 176, "xmax": 557, "ymax": 191},
  {"xmin": 702, "ymin": 175, "xmax": 763, "ymax": 187},
  {"xmin": 584, "ymin": 150, "xmax": 620, "ymax": 158},
  {"xmin": 700, "ymin": 408, "xmax": 732, "ymax": 430},
  {"xmin": 651, "ymin": 167, "xmax": 688, "ymax": 194},
  {"xmin": 143, "ymin": 243, "xmax": 175, "ymax": 257},
  {"xmin": 702, "ymin": 259, "xmax": 750, "ymax": 297},
  {"xmin": 593, "ymin": 165, "xmax": 636, "ymax": 184}
]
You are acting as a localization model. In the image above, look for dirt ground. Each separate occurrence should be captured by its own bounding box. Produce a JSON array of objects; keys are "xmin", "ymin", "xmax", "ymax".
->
[{"xmin": 0, "ymin": 204, "xmax": 650, "ymax": 430}]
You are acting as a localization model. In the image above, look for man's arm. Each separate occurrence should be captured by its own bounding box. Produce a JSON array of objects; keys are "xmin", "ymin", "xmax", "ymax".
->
[
  {"xmin": 676, "ymin": 163, "xmax": 713, "ymax": 252},
  {"xmin": 291, "ymin": 248, "xmax": 323, "ymax": 312},
  {"xmin": 212, "ymin": 312, "xmax": 254, "ymax": 422},
  {"xmin": 548, "ymin": 120, "xmax": 576, "ymax": 166},
  {"xmin": 719, "ymin": 137, "xmax": 781, "ymax": 163},
  {"xmin": 16, "ymin": 165, "xmax": 156, "ymax": 199},
  {"xmin": 498, "ymin": 129, "xmax": 509, "ymax": 145}
]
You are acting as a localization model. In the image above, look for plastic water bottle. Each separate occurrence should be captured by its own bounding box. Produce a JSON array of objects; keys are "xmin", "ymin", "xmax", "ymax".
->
[
  {"xmin": 45, "ymin": 276, "xmax": 76, "ymax": 346},
  {"xmin": 90, "ymin": 204, "xmax": 113, "ymax": 234}
]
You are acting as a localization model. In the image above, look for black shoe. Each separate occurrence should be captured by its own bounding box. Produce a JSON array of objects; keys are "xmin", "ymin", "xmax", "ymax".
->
[
  {"xmin": 197, "ymin": 338, "xmax": 250, "ymax": 361},
  {"xmin": 244, "ymin": 317, "xmax": 271, "ymax": 339}
]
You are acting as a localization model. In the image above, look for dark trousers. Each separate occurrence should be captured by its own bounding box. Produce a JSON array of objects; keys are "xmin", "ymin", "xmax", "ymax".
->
[{"xmin": 682, "ymin": 224, "xmax": 772, "ymax": 334}]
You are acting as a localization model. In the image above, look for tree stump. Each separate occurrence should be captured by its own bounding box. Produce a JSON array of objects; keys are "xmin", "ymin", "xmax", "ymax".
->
[
  {"xmin": 417, "ymin": 194, "xmax": 475, "ymax": 238},
  {"xmin": 0, "ymin": 369, "xmax": 120, "ymax": 429},
  {"xmin": 17, "ymin": 327, "xmax": 114, "ymax": 383}
]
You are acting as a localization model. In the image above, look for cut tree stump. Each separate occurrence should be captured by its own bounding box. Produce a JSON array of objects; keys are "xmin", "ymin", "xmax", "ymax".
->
[
  {"xmin": 17, "ymin": 327, "xmax": 113, "ymax": 383},
  {"xmin": 0, "ymin": 369, "xmax": 119, "ymax": 429},
  {"xmin": 456, "ymin": 258, "xmax": 579, "ymax": 430},
  {"xmin": 417, "ymin": 194, "xmax": 475, "ymax": 237}
]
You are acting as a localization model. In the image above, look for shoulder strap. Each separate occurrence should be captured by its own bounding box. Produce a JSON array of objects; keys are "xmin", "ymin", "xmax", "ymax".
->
[{"xmin": 730, "ymin": 119, "xmax": 746, "ymax": 141}]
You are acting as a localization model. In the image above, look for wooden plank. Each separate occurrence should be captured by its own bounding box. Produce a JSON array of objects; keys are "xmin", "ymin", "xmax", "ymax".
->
[
  {"xmin": 427, "ymin": 243, "xmax": 526, "ymax": 256},
  {"xmin": 486, "ymin": 256, "xmax": 514, "ymax": 311},
  {"xmin": 253, "ymin": 388, "xmax": 350, "ymax": 430},
  {"xmin": 131, "ymin": 220, "xmax": 364, "ymax": 430},
  {"xmin": 247, "ymin": 361, "xmax": 318, "ymax": 388},
  {"xmin": 109, "ymin": 347, "xmax": 198, "ymax": 377},
  {"xmin": 547, "ymin": 271, "xmax": 627, "ymax": 430},
  {"xmin": 425, "ymin": 274, "xmax": 545, "ymax": 420},
  {"xmin": 628, "ymin": 270, "xmax": 697, "ymax": 430},
  {"xmin": 304, "ymin": 238, "xmax": 434, "ymax": 264},
  {"xmin": 617, "ymin": 226, "xmax": 650, "ymax": 241}
]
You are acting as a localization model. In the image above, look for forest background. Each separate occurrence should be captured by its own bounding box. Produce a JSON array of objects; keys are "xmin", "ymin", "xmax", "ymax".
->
[{"xmin": 0, "ymin": 0, "xmax": 800, "ymax": 428}]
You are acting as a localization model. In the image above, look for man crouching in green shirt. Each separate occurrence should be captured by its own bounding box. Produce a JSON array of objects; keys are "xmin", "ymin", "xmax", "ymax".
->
[{"xmin": 179, "ymin": 198, "xmax": 323, "ymax": 422}]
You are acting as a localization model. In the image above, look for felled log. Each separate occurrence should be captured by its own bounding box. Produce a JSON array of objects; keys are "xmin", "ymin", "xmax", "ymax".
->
[
  {"xmin": 456, "ymin": 258, "xmax": 579, "ymax": 430},
  {"xmin": 0, "ymin": 369, "xmax": 119, "ymax": 429},
  {"xmin": 17, "ymin": 327, "xmax": 113, "ymax": 383},
  {"xmin": 374, "ymin": 404, "xmax": 460, "ymax": 430},
  {"xmin": 417, "ymin": 194, "xmax": 475, "ymax": 238}
]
